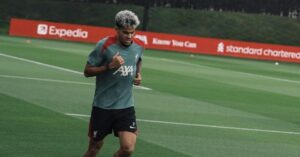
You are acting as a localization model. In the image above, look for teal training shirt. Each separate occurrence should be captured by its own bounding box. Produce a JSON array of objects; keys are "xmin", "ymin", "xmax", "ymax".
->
[{"xmin": 87, "ymin": 36, "xmax": 144, "ymax": 109}]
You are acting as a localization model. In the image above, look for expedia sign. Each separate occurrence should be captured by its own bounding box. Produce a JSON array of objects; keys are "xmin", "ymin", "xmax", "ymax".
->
[
  {"xmin": 37, "ymin": 24, "xmax": 88, "ymax": 38},
  {"xmin": 9, "ymin": 18, "xmax": 98, "ymax": 42}
]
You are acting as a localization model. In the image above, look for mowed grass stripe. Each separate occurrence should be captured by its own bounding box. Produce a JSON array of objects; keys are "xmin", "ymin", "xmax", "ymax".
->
[
  {"xmin": 146, "ymin": 56, "xmax": 300, "ymax": 84},
  {"xmin": 0, "ymin": 53, "xmax": 152, "ymax": 90},
  {"xmin": 145, "ymin": 49, "xmax": 300, "ymax": 79},
  {"xmin": 143, "ymin": 68, "xmax": 300, "ymax": 126},
  {"xmin": 0, "ymin": 93, "xmax": 88, "ymax": 157},
  {"xmin": 0, "ymin": 74, "xmax": 151, "ymax": 90},
  {"xmin": 65, "ymin": 113, "xmax": 300, "ymax": 136},
  {"xmin": 1, "ymin": 72, "xmax": 298, "ymax": 133},
  {"xmin": 0, "ymin": 52, "xmax": 83, "ymax": 74}
]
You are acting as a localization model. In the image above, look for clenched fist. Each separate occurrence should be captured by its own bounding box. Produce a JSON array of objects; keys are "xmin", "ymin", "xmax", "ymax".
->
[{"xmin": 108, "ymin": 52, "xmax": 124, "ymax": 69}]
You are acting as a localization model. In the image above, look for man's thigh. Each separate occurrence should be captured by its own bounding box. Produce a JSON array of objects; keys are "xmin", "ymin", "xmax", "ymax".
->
[
  {"xmin": 88, "ymin": 107, "xmax": 113, "ymax": 141},
  {"xmin": 112, "ymin": 107, "xmax": 137, "ymax": 136},
  {"xmin": 118, "ymin": 131, "xmax": 137, "ymax": 149}
]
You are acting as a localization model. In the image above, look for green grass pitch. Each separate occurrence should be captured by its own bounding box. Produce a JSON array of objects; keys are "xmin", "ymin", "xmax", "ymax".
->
[{"xmin": 0, "ymin": 35, "xmax": 300, "ymax": 157}]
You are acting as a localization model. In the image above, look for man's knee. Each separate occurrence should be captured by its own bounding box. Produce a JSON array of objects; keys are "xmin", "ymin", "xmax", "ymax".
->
[
  {"xmin": 89, "ymin": 140, "xmax": 103, "ymax": 152},
  {"xmin": 117, "ymin": 131, "xmax": 137, "ymax": 156},
  {"xmin": 120, "ymin": 144, "xmax": 135, "ymax": 155},
  {"xmin": 83, "ymin": 140, "xmax": 103, "ymax": 157}
]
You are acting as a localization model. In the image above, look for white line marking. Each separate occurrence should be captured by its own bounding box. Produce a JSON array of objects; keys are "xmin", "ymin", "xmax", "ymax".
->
[
  {"xmin": 65, "ymin": 113, "xmax": 300, "ymax": 136},
  {"xmin": 134, "ymin": 85, "xmax": 152, "ymax": 90},
  {"xmin": 0, "ymin": 52, "xmax": 82, "ymax": 75},
  {"xmin": 0, "ymin": 74, "xmax": 152, "ymax": 90},
  {"xmin": 0, "ymin": 52, "xmax": 152, "ymax": 90},
  {"xmin": 65, "ymin": 113, "xmax": 90, "ymax": 117},
  {"xmin": 0, "ymin": 74, "xmax": 92, "ymax": 85}
]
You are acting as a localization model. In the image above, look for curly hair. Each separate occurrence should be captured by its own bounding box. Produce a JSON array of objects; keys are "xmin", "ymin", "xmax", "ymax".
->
[{"xmin": 115, "ymin": 10, "xmax": 140, "ymax": 29}]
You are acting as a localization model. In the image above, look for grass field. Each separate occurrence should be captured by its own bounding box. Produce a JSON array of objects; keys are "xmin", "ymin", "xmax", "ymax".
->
[{"xmin": 1, "ymin": 35, "xmax": 300, "ymax": 157}]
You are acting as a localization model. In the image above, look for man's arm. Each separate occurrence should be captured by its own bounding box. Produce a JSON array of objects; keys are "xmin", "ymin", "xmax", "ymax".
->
[
  {"xmin": 134, "ymin": 59, "xmax": 142, "ymax": 85},
  {"xmin": 84, "ymin": 52, "xmax": 124, "ymax": 77},
  {"xmin": 84, "ymin": 63, "xmax": 108, "ymax": 77}
]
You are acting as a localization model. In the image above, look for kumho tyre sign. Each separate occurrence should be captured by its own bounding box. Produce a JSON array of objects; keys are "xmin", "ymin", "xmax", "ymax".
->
[{"xmin": 9, "ymin": 18, "xmax": 300, "ymax": 63}]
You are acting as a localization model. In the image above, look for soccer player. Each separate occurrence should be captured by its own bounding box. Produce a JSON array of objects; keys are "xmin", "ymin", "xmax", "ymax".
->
[{"xmin": 82, "ymin": 10, "xmax": 143, "ymax": 157}]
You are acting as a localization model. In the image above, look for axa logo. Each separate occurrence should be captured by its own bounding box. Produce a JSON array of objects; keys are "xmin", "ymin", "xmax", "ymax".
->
[
  {"xmin": 113, "ymin": 65, "xmax": 134, "ymax": 76},
  {"xmin": 36, "ymin": 24, "xmax": 88, "ymax": 39}
]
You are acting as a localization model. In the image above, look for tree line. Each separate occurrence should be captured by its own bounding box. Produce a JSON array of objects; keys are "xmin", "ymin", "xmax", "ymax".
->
[{"xmin": 69, "ymin": 0, "xmax": 300, "ymax": 18}]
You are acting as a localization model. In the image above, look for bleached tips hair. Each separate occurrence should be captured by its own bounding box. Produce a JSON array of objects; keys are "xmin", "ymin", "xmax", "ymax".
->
[{"xmin": 115, "ymin": 10, "xmax": 140, "ymax": 29}]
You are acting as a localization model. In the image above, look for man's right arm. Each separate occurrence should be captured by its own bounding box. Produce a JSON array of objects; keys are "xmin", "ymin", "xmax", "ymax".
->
[
  {"xmin": 83, "ymin": 63, "xmax": 108, "ymax": 77},
  {"xmin": 84, "ymin": 53, "xmax": 125, "ymax": 77}
]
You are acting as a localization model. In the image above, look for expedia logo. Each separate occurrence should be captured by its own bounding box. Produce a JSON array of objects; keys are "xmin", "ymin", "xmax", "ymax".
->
[
  {"xmin": 37, "ymin": 24, "xmax": 48, "ymax": 35},
  {"xmin": 36, "ymin": 24, "xmax": 88, "ymax": 39}
]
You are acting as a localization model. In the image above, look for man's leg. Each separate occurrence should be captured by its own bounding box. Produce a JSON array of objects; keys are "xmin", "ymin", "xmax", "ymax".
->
[
  {"xmin": 113, "ymin": 131, "xmax": 137, "ymax": 157},
  {"xmin": 83, "ymin": 138, "xmax": 104, "ymax": 157},
  {"xmin": 84, "ymin": 107, "xmax": 112, "ymax": 157}
]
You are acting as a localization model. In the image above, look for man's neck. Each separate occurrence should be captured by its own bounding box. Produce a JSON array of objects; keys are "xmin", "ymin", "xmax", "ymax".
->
[{"xmin": 118, "ymin": 41, "xmax": 132, "ymax": 48}]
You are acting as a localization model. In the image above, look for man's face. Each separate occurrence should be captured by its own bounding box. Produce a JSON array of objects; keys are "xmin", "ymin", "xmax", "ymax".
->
[{"xmin": 116, "ymin": 26, "xmax": 136, "ymax": 46}]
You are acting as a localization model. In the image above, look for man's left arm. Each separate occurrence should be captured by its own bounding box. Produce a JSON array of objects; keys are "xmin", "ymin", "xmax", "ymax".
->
[{"xmin": 134, "ymin": 58, "xmax": 142, "ymax": 85}]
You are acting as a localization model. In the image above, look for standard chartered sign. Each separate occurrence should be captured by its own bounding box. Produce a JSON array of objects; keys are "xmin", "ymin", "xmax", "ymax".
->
[
  {"xmin": 37, "ymin": 24, "xmax": 88, "ymax": 39},
  {"xmin": 217, "ymin": 42, "xmax": 300, "ymax": 60}
]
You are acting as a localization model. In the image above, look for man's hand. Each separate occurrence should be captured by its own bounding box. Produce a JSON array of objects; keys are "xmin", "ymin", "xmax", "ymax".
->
[
  {"xmin": 108, "ymin": 52, "xmax": 124, "ymax": 69},
  {"xmin": 134, "ymin": 73, "xmax": 142, "ymax": 85}
]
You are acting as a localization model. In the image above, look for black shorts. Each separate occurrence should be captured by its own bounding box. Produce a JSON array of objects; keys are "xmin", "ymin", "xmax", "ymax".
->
[{"xmin": 88, "ymin": 106, "xmax": 137, "ymax": 141}]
